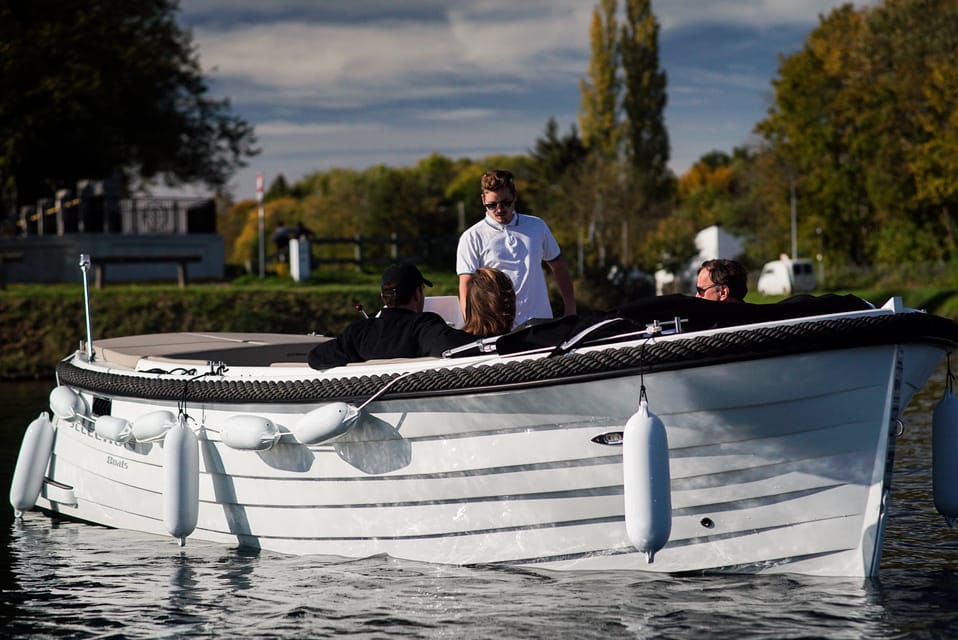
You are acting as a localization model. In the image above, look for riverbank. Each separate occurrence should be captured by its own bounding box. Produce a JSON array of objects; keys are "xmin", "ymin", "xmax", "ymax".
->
[{"xmin": 2, "ymin": 278, "xmax": 956, "ymax": 380}]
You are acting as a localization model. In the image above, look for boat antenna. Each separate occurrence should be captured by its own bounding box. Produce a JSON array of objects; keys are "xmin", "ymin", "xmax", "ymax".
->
[{"xmin": 79, "ymin": 254, "xmax": 95, "ymax": 361}]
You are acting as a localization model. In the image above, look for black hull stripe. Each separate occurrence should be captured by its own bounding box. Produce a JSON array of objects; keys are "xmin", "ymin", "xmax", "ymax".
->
[{"xmin": 57, "ymin": 313, "xmax": 958, "ymax": 404}]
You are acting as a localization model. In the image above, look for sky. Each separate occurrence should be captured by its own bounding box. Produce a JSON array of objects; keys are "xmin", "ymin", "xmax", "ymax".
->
[{"xmin": 173, "ymin": 0, "xmax": 877, "ymax": 200}]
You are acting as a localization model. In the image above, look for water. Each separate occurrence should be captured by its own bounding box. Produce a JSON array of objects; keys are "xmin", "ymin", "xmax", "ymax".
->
[{"xmin": 3, "ymin": 373, "xmax": 958, "ymax": 639}]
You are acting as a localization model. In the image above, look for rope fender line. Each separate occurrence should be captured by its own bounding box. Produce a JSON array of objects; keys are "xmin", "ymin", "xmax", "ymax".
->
[{"xmin": 55, "ymin": 312, "xmax": 958, "ymax": 405}]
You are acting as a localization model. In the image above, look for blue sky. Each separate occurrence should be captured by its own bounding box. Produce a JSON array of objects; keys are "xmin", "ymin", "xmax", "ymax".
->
[{"xmin": 174, "ymin": 1, "xmax": 877, "ymax": 199}]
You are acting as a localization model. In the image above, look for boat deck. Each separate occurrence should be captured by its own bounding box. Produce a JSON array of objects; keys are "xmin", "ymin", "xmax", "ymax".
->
[{"xmin": 88, "ymin": 332, "xmax": 331, "ymax": 369}]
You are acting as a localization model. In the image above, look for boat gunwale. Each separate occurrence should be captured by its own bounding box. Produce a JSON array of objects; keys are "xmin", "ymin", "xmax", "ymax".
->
[{"xmin": 54, "ymin": 309, "xmax": 958, "ymax": 405}]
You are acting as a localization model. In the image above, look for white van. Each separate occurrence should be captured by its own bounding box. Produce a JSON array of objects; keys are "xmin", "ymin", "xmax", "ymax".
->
[{"xmin": 756, "ymin": 256, "xmax": 816, "ymax": 295}]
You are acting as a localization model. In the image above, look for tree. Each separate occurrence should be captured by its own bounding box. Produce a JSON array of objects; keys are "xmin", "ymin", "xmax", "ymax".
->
[
  {"xmin": 578, "ymin": 0, "xmax": 619, "ymax": 159},
  {"xmin": 756, "ymin": 0, "xmax": 958, "ymax": 266},
  {"xmin": 526, "ymin": 118, "xmax": 590, "ymax": 266},
  {"xmin": 575, "ymin": 0, "xmax": 673, "ymax": 269},
  {"xmin": 756, "ymin": 5, "xmax": 873, "ymax": 264},
  {"xmin": 265, "ymin": 174, "xmax": 291, "ymax": 202},
  {"xmin": 0, "ymin": 0, "xmax": 258, "ymax": 215},
  {"xmin": 620, "ymin": 0, "xmax": 669, "ymax": 185},
  {"xmin": 530, "ymin": 118, "xmax": 588, "ymax": 188}
]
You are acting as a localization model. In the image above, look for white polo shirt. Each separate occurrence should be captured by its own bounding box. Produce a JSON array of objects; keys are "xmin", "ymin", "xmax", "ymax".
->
[{"xmin": 456, "ymin": 212, "xmax": 561, "ymax": 326}]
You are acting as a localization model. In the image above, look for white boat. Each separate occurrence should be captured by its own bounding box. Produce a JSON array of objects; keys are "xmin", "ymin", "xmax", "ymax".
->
[{"xmin": 11, "ymin": 284, "xmax": 958, "ymax": 577}]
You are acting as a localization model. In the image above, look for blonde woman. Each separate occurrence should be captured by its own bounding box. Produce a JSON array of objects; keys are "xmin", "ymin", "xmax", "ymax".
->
[{"xmin": 462, "ymin": 267, "xmax": 517, "ymax": 337}]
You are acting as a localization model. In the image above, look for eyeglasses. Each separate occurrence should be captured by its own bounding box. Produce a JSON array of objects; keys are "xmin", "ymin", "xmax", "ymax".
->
[
  {"xmin": 695, "ymin": 283, "xmax": 723, "ymax": 296},
  {"xmin": 483, "ymin": 198, "xmax": 514, "ymax": 211}
]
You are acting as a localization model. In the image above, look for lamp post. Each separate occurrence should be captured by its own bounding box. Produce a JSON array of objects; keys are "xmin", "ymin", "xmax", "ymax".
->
[
  {"xmin": 790, "ymin": 174, "xmax": 798, "ymax": 260},
  {"xmin": 816, "ymin": 226, "xmax": 824, "ymax": 287},
  {"xmin": 256, "ymin": 172, "xmax": 265, "ymax": 278}
]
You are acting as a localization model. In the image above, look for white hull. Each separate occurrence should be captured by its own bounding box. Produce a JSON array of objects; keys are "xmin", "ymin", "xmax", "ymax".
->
[{"xmin": 19, "ymin": 299, "xmax": 958, "ymax": 576}]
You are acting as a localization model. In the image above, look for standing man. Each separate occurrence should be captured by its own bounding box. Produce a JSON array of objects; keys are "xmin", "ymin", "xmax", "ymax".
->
[
  {"xmin": 695, "ymin": 259, "xmax": 748, "ymax": 302},
  {"xmin": 456, "ymin": 169, "xmax": 575, "ymax": 327}
]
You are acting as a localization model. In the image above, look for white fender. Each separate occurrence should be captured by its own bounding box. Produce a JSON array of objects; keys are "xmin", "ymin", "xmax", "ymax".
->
[
  {"xmin": 163, "ymin": 414, "xmax": 199, "ymax": 545},
  {"xmin": 132, "ymin": 410, "xmax": 176, "ymax": 442},
  {"xmin": 295, "ymin": 402, "xmax": 359, "ymax": 445},
  {"xmin": 933, "ymin": 387, "xmax": 958, "ymax": 527},
  {"xmin": 221, "ymin": 415, "xmax": 280, "ymax": 451},
  {"xmin": 94, "ymin": 415, "xmax": 133, "ymax": 444},
  {"xmin": 623, "ymin": 400, "xmax": 672, "ymax": 562},
  {"xmin": 49, "ymin": 385, "xmax": 87, "ymax": 423},
  {"xmin": 9, "ymin": 412, "xmax": 55, "ymax": 516}
]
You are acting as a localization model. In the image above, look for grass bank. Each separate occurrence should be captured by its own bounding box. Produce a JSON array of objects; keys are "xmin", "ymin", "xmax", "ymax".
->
[{"xmin": 2, "ymin": 271, "xmax": 957, "ymax": 380}]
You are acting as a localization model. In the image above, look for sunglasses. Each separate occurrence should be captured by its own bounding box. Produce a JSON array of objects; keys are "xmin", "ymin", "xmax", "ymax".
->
[
  {"xmin": 696, "ymin": 283, "xmax": 723, "ymax": 295},
  {"xmin": 483, "ymin": 198, "xmax": 514, "ymax": 211}
]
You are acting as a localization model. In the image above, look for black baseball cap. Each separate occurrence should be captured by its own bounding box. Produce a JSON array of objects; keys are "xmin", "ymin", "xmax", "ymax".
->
[{"xmin": 381, "ymin": 263, "xmax": 433, "ymax": 298}]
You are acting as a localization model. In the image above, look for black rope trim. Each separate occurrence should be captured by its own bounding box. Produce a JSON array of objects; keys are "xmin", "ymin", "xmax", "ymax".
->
[{"xmin": 56, "ymin": 313, "xmax": 958, "ymax": 405}]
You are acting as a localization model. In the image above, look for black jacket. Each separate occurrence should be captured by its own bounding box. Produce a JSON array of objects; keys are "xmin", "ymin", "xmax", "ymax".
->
[{"xmin": 307, "ymin": 308, "xmax": 475, "ymax": 369}]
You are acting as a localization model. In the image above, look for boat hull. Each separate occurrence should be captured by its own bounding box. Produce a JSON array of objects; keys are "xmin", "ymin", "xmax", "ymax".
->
[{"xmin": 32, "ymin": 340, "xmax": 944, "ymax": 577}]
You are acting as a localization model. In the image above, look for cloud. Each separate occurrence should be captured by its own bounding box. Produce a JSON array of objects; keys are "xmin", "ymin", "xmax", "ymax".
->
[
  {"xmin": 191, "ymin": 2, "xmax": 592, "ymax": 98},
  {"xmin": 167, "ymin": 0, "xmax": 880, "ymax": 198},
  {"xmin": 657, "ymin": 0, "xmax": 879, "ymax": 30}
]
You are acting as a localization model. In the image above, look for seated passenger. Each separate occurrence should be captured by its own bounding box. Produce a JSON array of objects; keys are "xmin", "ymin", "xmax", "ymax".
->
[
  {"xmin": 307, "ymin": 263, "xmax": 474, "ymax": 369},
  {"xmin": 695, "ymin": 259, "xmax": 747, "ymax": 302},
  {"xmin": 463, "ymin": 267, "xmax": 517, "ymax": 338}
]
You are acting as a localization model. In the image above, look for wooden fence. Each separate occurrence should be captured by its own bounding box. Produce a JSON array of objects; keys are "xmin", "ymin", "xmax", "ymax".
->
[{"xmin": 307, "ymin": 233, "xmax": 458, "ymax": 270}]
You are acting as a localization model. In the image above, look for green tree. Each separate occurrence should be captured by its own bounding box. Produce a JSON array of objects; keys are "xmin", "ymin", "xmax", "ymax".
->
[
  {"xmin": 265, "ymin": 174, "xmax": 291, "ymax": 201},
  {"xmin": 620, "ymin": 0, "xmax": 669, "ymax": 186},
  {"xmin": 0, "ymin": 0, "xmax": 257, "ymax": 215},
  {"xmin": 579, "ymin": 0, "xmax": 619, "ymax": 158},
  {"xmin": 575, "ymin": 0, "xmax": 673, "ymax": 269},
  {"xmin": 859, "ymin": 0, "xmax": 958, "ymax": 263},
  {"xmin": 909, "ymin": 58, "xmax": 958, "ymax": 257},
  {"xmin": 757, "ymin": 0, "xmax": 958, "ymax": 266},
  {"xmin": 530, "ymin": 118, "xmax": 588, "ymax": 188},
  {"xmin": 526, "ymin": 118, "xmax": 589, "ymax": 265},
  {"xmin": 756, "ymin": 5, "xmax": 872, "ymax": 264}
]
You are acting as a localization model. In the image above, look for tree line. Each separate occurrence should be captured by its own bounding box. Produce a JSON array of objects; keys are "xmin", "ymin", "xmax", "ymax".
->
[
  {"xmin": 4, "ymin": 0, "xmax": 956, "ymax": 283},
  {"xmin": 229, "ymin": 0, "xmax": 958, "ymax": 281},
  {"xmin": 0, "ymin": 0, "xmax": 256, "ymax": 220}
]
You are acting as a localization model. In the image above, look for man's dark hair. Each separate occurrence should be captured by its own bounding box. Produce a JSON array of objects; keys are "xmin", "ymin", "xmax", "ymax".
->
[{"xmin": 699, "ymin": 259, "xmax": 748, "ymax": 300}]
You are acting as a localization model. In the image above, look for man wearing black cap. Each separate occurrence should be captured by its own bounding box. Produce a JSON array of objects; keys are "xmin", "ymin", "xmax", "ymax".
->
[{"xmin": 307, "ymin": 263, "xmax": 475, "ymax": 369}]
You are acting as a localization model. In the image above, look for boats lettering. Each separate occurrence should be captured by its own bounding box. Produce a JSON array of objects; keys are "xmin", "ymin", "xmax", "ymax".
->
[{"xmin": 106, "ymin": 455, "xmax": 128, "ymax": 470}]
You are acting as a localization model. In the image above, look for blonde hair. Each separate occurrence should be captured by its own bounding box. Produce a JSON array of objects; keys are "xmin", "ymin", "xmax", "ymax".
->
[{"xmin": 463, "ymin": 267, "xmax": 516, "ymax": 337}]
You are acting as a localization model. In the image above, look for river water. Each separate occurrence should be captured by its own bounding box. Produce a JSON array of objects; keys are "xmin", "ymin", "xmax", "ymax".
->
[{"xmin": 2, "ymin": 371, "xmax": 958, "ymax": 639}]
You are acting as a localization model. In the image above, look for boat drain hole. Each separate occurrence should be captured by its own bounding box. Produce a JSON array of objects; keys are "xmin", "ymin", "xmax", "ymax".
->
[{"xmin": 700, "ymin": 517, "xmax": 715, "ymax": 529}]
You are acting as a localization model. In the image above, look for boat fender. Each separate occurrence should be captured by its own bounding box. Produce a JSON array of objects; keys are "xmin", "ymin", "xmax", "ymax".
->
[
  {"xmin": 94, "ymin": 415, "xmax": 133, "ymax": 444},
  {"xmin": 623, "ymin": 400, "xmax": 672, "ymax": 562},
  {"xmin": 49, "ymin": 385, "xmax": 88, "ymax": 423},
  {"xmin": 933, "ymin": 385, "xmax": 958, "ymax": 527},
  {"xmin": 132, "ymin": 410, "xmax": 176, "ymax": 443},
  {"xmin": 163, "ymin": 414, "xmax": 199, "ymax": 545},
  {"xmin": 221, "ymin": 415, "xmax": 280, "ymax": 451},
  {"xmin": 9, "ymin": 412, "xmax": 55, "ymax": 516},
  {"xmin": 295, "ymin": 402, "xmax": 360, "ymax": 445}
]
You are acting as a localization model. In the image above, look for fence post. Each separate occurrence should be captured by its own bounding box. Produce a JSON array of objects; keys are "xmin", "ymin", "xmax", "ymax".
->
[
  {"xmin": 390, "ymin": 232, "xmax": 399, "ymax": 261},
  {"xmin": 355, "ymin": 235, "xmax": 363, "ymax": 271},
  {"xmin": 55, "ymin": 190, "xmax": 68, "ymax": 236}
]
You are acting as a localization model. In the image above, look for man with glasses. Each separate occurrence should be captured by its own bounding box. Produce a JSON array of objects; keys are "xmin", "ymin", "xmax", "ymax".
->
[
  {"xmin": 456, "ymin": 169, "xmax": 576, "ymax": 326},
  {"xmin": 695, "ymin": 259, "xmax": 748, "ymax": 302}
]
